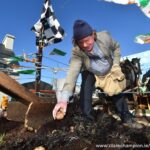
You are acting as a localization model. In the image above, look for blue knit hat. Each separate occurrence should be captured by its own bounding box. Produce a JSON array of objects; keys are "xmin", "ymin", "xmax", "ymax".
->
[{"xmin": 73, "ymin": 20, "xmax": 93, "ymax": 41}]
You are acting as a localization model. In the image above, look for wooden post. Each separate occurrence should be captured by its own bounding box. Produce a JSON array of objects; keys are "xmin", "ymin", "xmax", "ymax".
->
[
  {"xmin": 0, "ymin": 72, "xmax": 42, "ymax": 105},
  {"xmin": 35, "ymin": 29, "xmax": 44, "ymax": 94},
  {"xmin": 35, "ymin": 44, "xmax": 43, "ymax": 93}
]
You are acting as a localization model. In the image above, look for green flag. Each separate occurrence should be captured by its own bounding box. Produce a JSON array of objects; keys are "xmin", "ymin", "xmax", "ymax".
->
[
  {"xmin": 49, "ymin": 48, "xmax": 66, "ymax": 56},
  {"xmin": 135, "ymin": 33, "xmax": 150, "ymax": 44},
  {"xmin": 13, "ymin": 69, "xmax": 35, "ymax": 74},
  {"xmin": 3, "ymin": 56, "xmax": 24, "ymax": 64},
  {"xmin": 139, "ymin": 0, "xmax": 150, "ymax": 7}
]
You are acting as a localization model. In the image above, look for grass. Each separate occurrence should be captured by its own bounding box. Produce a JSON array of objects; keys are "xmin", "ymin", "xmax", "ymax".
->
[{"xmin": 0, "ymin": 134, "xmax": 5, "ymax": 145}]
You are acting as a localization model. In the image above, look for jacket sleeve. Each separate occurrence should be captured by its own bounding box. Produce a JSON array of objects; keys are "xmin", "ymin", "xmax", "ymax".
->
[
  {"xmin": 109, "ymin": 34, "xmax": 121, "ymax": 65},
  {"xmin": 61, "ymin": 52, "xmax": 83, "ymax": 102}
]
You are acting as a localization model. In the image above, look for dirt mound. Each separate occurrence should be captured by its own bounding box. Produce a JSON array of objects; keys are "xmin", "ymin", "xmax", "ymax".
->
[{"xmin": 0, "ymin": 108, "xmax": 150, "ymax": 150}]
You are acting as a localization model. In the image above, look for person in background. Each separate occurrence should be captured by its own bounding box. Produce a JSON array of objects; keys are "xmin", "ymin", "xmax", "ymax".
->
[
  {"xmin": 0, "ymin": 95, "xmax": 8, "ymax": 118},
  {"xmin": 53, "ymin": 19, "xmax": 142, "ymax": 128}
]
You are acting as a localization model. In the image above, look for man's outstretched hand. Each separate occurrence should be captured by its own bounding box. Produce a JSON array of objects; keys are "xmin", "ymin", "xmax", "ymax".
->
[{"xmin": 52, "ymin": 101, "xmax": 68, "ymax": 120}]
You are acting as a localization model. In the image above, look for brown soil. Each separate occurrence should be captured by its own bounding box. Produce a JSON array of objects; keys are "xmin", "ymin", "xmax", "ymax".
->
[{"xmin": 0, "ymin": 102, "xmax": 150, "ymax": 150}]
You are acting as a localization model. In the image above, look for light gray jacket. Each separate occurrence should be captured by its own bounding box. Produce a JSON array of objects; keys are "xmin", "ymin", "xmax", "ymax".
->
[{"xmin": 61, "ymin": 31, "xmax": 121, "ymax": 101}]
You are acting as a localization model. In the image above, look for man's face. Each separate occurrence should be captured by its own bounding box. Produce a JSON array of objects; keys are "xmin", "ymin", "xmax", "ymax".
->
[{"xmin": 77, "ymin": 33, "xmax": 94, "ymax": 52}]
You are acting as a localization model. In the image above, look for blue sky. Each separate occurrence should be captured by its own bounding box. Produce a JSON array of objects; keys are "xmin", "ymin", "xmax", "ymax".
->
[{"xmin": 0, "ymin": 0, "xmax": 150, "ymax": 86}]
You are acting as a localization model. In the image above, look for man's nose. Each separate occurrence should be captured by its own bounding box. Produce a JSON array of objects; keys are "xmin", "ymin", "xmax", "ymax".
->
[{"xmin": 83, "ymin": 42, "xmax": 88, "ymax": 47}]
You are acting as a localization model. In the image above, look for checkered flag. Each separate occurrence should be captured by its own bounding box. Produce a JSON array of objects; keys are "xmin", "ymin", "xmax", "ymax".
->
[{"xmin": 31, "ymin": 0, "xmax": 65, "ymax": 47}]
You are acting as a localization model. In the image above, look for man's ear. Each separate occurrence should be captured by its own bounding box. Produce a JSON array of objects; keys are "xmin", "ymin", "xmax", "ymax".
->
[
  {"xmin": 93, "ymin": 31, "xmax": 97, "ymax": 40},
  {"xmin": 72, "ymin": 38, "xmax": 78, "ymax": 46}
]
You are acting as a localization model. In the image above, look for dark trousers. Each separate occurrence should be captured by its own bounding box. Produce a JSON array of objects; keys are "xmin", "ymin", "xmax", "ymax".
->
[
  {"xmin": 80, "ymin": 70, "xmax": 96, "ymax": 116},
  {"xmin": 110, "ymin": 93, "xmax": 129, "ymax": 117},
  {"xmin": 79, "ymin": 70, "xmax": 129, "ymax": 118}
]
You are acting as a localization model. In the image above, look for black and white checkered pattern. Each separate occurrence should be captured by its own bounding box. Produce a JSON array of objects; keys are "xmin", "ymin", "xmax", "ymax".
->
[{"xmin": 31, "ymin": 0, "xmax": 65, "ymax": 47}]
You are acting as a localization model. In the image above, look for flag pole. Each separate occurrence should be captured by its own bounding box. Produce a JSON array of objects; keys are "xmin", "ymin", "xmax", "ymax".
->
[
  {"xmin": 32, "ymin": 0, "xmax": 65, "ymax": 94},
  {"xmin": 35, "ymin": 28, "xmax": 44, "ymax": 94}
]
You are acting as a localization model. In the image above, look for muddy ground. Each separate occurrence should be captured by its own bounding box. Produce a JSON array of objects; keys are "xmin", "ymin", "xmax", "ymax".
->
[{"xmin": 0, "ymin": 101, "xmax": 150, "ymax": 150}]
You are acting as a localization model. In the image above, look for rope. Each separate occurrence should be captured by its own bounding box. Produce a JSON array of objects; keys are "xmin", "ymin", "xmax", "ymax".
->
[{"xmin": 96, "ymin": 86, "xmax": 150, "ymax": 94}]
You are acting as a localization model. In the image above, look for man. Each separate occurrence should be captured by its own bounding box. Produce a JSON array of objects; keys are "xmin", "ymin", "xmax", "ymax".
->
[{"xmin": 53, "ymin": 19, "xmax": 142, "ymax": 128}]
